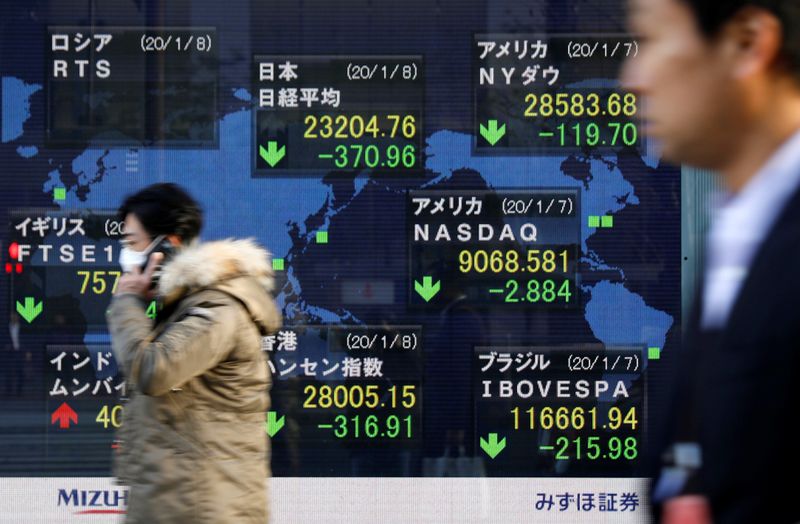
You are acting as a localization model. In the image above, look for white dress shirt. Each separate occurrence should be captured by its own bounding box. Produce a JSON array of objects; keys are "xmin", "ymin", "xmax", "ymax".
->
[{"xmin": 702, "ymin": 129, "xmax": 800, "ymax": 329}]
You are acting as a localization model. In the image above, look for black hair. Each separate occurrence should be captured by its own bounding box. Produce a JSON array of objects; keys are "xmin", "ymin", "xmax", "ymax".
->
[
  {"xmin": 118, "ymin": 183, "xmax": 202, "ymax": 242},
  {"xmin": 684, "ymin": 0, "xmax": 800, "ymax": 79}
]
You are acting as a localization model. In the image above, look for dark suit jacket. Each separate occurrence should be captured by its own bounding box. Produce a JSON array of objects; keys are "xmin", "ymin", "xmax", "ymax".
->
[{"xmin": 651, "ymin": 182, "xmax": 800, "ymax": 523}]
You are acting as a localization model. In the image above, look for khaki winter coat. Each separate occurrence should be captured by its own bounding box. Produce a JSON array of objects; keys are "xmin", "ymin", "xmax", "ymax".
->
[{"xmin": 107, "ymin": 239, "xmax": 281, "ymax": 523}]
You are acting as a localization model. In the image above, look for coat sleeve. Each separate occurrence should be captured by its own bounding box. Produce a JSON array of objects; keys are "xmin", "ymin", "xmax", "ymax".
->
[{"xmin": 107, "ymin": 293, "xmax": 238, "ymax": 396}]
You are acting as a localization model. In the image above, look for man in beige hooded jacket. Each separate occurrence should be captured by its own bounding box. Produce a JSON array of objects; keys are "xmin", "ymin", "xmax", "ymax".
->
[{"xmin": 106, "ymin": 183, "xmax": 281, "ymax": 523}]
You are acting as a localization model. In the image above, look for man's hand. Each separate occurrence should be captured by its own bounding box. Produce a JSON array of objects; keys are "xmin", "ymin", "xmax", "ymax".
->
[
  {"xmin": 662, "ymin": 495, "xmax": 712, "ymax": 524},
  {"xmin": 115, "ymin": 252, "xmax": 163, "ymax": 299}
]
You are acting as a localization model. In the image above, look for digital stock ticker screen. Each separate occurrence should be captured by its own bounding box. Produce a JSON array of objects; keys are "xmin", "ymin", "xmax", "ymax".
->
[{"xmin": 0, "ymin": 1, "xmax": 682, "ymax": 522}]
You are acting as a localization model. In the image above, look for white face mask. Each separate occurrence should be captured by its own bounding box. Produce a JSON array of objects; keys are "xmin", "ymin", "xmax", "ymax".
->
[{"xmin": 119, "ymin": 234, "xmax": 165, "ymax": 273}]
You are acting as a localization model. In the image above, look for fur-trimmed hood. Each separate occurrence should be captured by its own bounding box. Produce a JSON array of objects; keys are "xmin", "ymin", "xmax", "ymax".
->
[
  {"xmin": 157, "ymin": 238, "xmax": 279, "ymax": 334},
  {"xmin": 158, "ymin": 238, "xmax": 274, "ymax": 296}
]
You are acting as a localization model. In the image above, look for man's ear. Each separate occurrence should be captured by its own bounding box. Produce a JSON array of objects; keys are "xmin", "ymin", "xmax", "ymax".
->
[
  {"xmin": 726, "ymin": 6, "xmax": 784, "ymax": 80},
  {"xmin": 167, "ymin": 234, "xmax": 182, "ymax": 247}
]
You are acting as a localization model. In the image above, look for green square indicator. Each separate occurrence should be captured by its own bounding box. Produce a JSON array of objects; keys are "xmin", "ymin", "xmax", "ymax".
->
[
  {"xmin": 54, "ymin": 187, "xmax": 66, "ymax": 201},
  {"xmin": 316, "ymin": 231, "xmax": 328, "ymax": 244},
  {"xmin": 648, "ymin": 347, "xmax": 661, "ymax": 360},
  {"xmin": 272, "ymin": 258, "xmax": 285, "ymax": 271},
  {"xmin": 601, "ymin": 215, "xmax": 614, "ymax": 228},
  {"xmin": 588, "ymin": 216, "xmax": 600, "ymax": 228}
]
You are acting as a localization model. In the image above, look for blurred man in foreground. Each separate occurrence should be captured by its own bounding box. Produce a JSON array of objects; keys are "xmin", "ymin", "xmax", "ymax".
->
[
  {"xmin": 623, "ymin": 0, "xmax": 800, "ymax": 522},
  {"xmin": 107, "ymin": 183, "xmax": 280, "ymax": 523}
]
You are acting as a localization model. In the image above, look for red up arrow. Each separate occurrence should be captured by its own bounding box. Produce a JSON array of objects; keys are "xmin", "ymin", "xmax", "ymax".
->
[{"xmin": 51, "ymin": 402, "xmax": 78, "ymax": 429}]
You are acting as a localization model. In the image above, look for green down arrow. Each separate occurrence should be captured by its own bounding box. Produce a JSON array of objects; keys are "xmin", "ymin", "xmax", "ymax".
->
[
  {"xmin": 265, "ymin": 411, "xmax": 285, "ymax": 437},
  {"xmin": 479, "ymin": 120, "xmax": 506, "ymax": 146},
  {"xmin": 16, "ymin": 297, "xmax": 43, "ymax": 323},
  {"xmin": 259, "ymin": 141, "xmax": 286, "ymax": 167},
  {"xmin": 414, "ymin": 276, "xmax": 440, "ymax": 302},
  {"xmin": 480, "ymin": 433, "xmax": 506, "ymax": 459}
]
